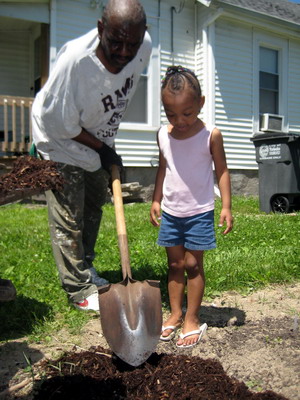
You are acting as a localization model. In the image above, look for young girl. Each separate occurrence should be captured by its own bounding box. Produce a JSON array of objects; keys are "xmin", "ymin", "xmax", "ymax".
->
[{"xmin": 150, "ymin": 66, "xmax": 233, "ymax": 348}]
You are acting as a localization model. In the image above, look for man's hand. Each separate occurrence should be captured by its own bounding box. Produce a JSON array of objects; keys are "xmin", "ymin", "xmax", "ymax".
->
[{"xmin": 96, "ymin": 143, "xmax": 123, "ymax": 173}]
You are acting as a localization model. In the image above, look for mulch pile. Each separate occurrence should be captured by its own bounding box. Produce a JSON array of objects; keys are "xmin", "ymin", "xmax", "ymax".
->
[
  {"xmin": 33, "ymin": 346, "xmax": 288, "ymax": 400},
  {"xmin": 0, "ymin": 156, "xmax": 64, "ymax": 205}
]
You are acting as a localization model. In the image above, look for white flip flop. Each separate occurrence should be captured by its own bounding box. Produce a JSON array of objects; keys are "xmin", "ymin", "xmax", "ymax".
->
[
  {"xmin": 176, "ymin": 323, "xmax": 208, "ymax": 348},
  {"xmin": 160, "ymin": 325, "xmax": 180, "ymax": 341}
]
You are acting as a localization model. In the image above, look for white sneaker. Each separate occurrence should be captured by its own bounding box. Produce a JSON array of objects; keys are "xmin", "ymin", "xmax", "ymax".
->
[
  {"xmin": 73, "ymin": 292, "xmax": 100, "ymax": 311},
  {"xmin": 89, "ymin": 267, "xmax": 109, "ymax": 287}
]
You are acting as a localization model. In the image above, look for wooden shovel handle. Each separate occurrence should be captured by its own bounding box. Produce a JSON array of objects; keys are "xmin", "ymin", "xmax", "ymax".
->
[{"xmin": 111, "ymin": 165, "xmax": 132, "ymax": 279}]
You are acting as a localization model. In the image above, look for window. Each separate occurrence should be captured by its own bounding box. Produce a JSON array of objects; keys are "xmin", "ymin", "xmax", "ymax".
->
[
  {"xmin": 120, "ymin": 19, "xmax": 160, "ymax": 128},
  {"xmin": 253, "ymin": 32, "xmax": 288, "ymax": 133},
  {"xmin": 122, "ymin": 68, "xmax": 148, "ymax": 123},
  {"xmin": 259, "ymin": 47, "xmax": 279, "ymax": 115}
]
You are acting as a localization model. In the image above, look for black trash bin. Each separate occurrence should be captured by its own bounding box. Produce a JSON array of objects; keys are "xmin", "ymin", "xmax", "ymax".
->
[{"xmin": 251, "ymin": 133, "xmax": 300, "ymax": 213}]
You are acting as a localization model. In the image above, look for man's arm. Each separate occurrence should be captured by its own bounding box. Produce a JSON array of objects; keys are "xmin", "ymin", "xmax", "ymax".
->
[
  {"xmin": 73, "ymin": 129, "xmax": 122, "ymax": 172},
  {"xmin": 72, "ymin": 129, "xmax": 104, "ymax": 151}
]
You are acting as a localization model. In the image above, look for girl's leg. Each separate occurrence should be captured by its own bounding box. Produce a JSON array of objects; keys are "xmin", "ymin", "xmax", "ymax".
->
[
  {"xmin": 176, "ymin": 250, "xmax": 205, "ymax": 347},
  {"xmin": 161, "ymin": 245, "xmax": 185, "ymax": 338}
]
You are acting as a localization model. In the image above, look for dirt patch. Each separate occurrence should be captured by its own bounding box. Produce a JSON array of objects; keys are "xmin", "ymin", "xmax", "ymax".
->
[
  {"xmin": 0, "ymin": 283, "xmax": 299, "ymax": 399},
  {"xmin": 32, "ymin": 348, "xmax": 287, "ymax": 400}
]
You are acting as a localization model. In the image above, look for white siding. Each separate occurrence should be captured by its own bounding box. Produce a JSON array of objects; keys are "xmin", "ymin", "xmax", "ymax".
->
[
  {"xmin": 55, "ymin": 0, "xmax": 161, "ymax": 52},
  {"xmin": 214, "ymin": 18, "xmax": 256, "ymax": 169},
  {"xmin": 159, "ymin": 0, "xmax": 195, "ymax": 70},
  {"xmin": 196, "ymin": 6, "xmax": 219, "ymax": 88},
  {"xmin": 141, "ymin": 0, "xmax": 160, "ymax": 18},
  {"xmin": 288, "ymin": 39, "xmax": 300, "ymax": 136},
  {"xmin": 159, "ymin": 0, "xmax": 196, "ymax": 124},
  {"xmin": 0, "ymin": 3, "xmax": 49, "ymax": 24},
  {"xmin": 55, "ymin": 0, "xmax": 102, "ymax": 52},
  {"xmin": 115, "ymin": 129, "xmax": 158, "ymax": 167}
]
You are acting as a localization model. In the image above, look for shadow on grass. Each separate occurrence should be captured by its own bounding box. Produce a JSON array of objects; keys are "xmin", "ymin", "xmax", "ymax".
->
[
  {"xmin": 0, "ymin": 340, "xmax": 44, "ymax": 396},
  {"xmin": 0, "ymin": 294, "xmax": 53, "ymax": 341}
]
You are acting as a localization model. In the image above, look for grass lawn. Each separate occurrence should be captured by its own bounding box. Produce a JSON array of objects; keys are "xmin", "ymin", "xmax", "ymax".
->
[{"xmin": 0, "ymin": 196, "xmax": 299, "ymax": 342}]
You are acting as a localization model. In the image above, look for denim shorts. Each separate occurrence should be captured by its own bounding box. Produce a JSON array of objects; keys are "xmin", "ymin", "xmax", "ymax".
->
[{"xmin": 157, "ymin": 210, "xmax": 216, "ymax": 251}]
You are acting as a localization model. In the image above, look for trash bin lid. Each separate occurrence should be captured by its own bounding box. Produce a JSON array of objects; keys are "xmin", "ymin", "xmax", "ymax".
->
[{"xmin": 250, "ymin": 133, "xmax": 300, "ymax": 142}]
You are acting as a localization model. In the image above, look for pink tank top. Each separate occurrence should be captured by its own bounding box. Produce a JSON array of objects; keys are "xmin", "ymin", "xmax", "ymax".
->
[{"xmin": 158, "ymin": 124, "xmax": 215, "ymax": 217}]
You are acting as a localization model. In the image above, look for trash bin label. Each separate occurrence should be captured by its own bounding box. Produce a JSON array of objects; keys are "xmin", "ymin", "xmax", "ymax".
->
[{"xmin": 259, "ymin": 144, "xmax": 281, "ymax": 160}]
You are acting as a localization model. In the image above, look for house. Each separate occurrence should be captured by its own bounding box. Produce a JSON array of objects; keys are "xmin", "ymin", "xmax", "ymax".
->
[{"xmin": 1, "ymin": 0, "xmax": 300, "ymax": 195}]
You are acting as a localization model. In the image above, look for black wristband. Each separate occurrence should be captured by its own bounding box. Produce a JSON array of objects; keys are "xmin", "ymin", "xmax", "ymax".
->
[{"xmin": 96, "ymin": 143, "xmax": 123, "ymax": 173}]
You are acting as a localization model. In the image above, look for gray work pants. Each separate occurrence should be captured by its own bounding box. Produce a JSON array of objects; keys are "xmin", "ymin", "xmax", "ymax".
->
[{"xmin": 45, "ymin": 164, "xmax": 109, "ymax": 303}]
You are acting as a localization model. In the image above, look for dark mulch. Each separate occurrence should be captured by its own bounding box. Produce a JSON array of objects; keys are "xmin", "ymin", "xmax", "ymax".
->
[
  {"xmin": 33, "ymin": 346, "xmax": 288, "ymax": 400},
  {"xmin": 0, "ymin": 156, "xmax": 64, "ymax": 205}
]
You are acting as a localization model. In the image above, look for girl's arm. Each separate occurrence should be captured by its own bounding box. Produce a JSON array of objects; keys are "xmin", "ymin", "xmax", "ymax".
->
[
  {"xmin": 211, "ymin": 128, "xmax": 233, "ymax": 235},
  {"xmin": 150, "ymin": 148, "xmax": 166, "ymax": 227}
]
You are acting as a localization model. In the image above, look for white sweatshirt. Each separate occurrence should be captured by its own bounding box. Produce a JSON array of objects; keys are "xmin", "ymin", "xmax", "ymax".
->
[{"xmin": 32, "ymin": 28, "xmax": 152, "ymax": 171}]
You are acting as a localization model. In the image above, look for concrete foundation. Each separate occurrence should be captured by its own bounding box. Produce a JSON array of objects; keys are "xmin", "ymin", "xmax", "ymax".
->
[
  {"xmin": 229, "ymin": 169, "xmax": 259, "ymax": 196},
  {"xmin": 124, "ymin": 167, "xmax": 259, "ymax": 198}
]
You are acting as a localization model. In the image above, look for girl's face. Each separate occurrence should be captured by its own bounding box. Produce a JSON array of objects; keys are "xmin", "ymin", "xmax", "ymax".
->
[{"xmin": 162, "ymin": 88, "xmax": 205, "ymax": 135}]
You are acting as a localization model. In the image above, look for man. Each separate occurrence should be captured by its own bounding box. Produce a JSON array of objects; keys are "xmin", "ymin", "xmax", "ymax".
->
[{"xmin": 32, "ymin": 0, "xmax": 151, "ymax": 311}]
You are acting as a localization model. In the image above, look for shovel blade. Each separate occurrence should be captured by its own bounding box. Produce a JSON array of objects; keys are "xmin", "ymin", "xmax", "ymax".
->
[{"xmin": 99, "ymin": 277, "xmax": 162, "ymax": 366}]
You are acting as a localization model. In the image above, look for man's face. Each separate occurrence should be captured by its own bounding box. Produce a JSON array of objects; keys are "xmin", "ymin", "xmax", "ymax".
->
[{"xmin": 98, "ymin": 19, "xmax": 146, "ymax": 73}]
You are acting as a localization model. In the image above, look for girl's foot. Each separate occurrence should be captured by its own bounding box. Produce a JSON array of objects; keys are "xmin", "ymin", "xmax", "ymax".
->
[
  {"xmin": 176, "ymin": 318, "xmax": 203, "ymax": 347},
  {"xmin": 176, "ymin": 323, "xmax": 207, "ymax": 348},
  {"xmin": 160, "ymin": 317, "xmax": 183, "ymax": 341}
]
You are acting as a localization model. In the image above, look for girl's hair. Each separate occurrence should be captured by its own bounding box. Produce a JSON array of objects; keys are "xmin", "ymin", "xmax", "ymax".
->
[{"xmin": 162, "ymin": 66, "xmax": 202, "ymax": 98}]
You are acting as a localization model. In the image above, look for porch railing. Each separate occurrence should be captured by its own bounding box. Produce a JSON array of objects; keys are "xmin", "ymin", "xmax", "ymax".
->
[{"xmin": 0, "ymin": 95, "xmax": 34, "ymax": 155}]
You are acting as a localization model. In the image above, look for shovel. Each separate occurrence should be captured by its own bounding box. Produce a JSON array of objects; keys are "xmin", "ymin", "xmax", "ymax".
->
[{"xmin": 98, "ymin": 165, "xmax": 162, "ymax": 367}]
